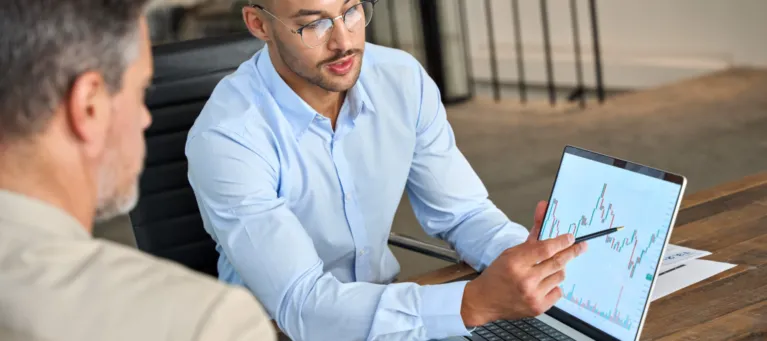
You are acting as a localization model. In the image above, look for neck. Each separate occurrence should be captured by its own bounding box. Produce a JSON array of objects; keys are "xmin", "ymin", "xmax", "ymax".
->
[
  {"xmin": 0, "ymin": 137, "xmax": 95, "ymax": 233},
  {"xmin": 269, "ymin": 48, "xmax": 346, "ymax": 128}
]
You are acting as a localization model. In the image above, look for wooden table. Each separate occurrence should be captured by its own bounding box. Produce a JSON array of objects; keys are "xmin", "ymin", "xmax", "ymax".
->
[{"xmin": 407, "ymin": 172, "xmax": 767, "ymax": 340}]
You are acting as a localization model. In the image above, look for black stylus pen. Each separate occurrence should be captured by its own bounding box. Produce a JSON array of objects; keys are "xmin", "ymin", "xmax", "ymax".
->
[{"xmin": 574, "ymin": 226, "xmax": 624, "ymax": 243}]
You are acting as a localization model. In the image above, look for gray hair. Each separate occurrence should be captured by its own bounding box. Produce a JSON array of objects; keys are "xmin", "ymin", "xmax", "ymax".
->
[{"xmin": 0, "ymin": 0, "xmax": 150, "ymax": 142}]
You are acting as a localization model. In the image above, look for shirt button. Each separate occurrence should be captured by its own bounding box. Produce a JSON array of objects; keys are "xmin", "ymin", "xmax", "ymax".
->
[
  {"xmin": 345, "ymin": 193, "xmax": 352, "ymax": 201},
  {"xmin": 359, "ymin": 249, "xmax": 366, "ymax": 256}
]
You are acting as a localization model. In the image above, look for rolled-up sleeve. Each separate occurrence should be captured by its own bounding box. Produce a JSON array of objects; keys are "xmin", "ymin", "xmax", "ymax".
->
[{"xmin": 186, "ymin": 127, "xmax": 473, "ymax": 341}]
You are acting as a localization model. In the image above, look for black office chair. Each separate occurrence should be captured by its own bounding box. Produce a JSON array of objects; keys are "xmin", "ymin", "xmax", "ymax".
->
[
  {"xmin": 129, "ymin": 33, "xmax": 458, "ymax": 278},
  {"xmin": 129, "ymin": 33, "xmax": 264, "ymax": 277}
]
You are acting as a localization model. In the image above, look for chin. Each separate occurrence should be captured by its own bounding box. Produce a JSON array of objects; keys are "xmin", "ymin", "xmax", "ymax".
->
[
  {"xmin": 94, "ymin": 183, "xmax": 139, "ymax": 223},
  {"xmin": 330, "ymin": 80, "xmax": 357, "ymax": 92},
  {"xmin": 322, "ymin": 70, "xmax": 362, "ymax": 92}
]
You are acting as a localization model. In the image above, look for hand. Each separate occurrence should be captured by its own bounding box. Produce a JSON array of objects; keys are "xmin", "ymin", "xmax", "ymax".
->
[{"xmin": 460, "ymin": 201, "xmax": 588, "ymax": 327}]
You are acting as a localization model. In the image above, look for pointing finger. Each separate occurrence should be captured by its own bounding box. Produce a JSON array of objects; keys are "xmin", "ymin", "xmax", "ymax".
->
[
  {"xmin": 532, "ymin": 233, "xmax": 575, "ymax": 263},
  {"xmin": 534, "ymin": 241, "xmax": 586, "ymax": 276},
  {"xmin": 527, "ymin": 201, "xmax": 548, "ymax": 243}
]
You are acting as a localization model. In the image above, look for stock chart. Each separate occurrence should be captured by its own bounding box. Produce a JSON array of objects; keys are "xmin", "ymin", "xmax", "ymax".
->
[{"xmin": 540, "ymin": 152, "xmax": 682, "ymax": 340}]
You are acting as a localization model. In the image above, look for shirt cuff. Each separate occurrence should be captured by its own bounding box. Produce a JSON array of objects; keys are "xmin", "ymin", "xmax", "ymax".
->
[{"xmin": 419, "ymin": 280, "xmax": 473, "ymax": 340}]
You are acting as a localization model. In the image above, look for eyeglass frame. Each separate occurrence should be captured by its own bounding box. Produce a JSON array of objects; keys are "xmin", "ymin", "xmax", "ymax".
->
[{"xmin": 250, "ymin": 0, "xmax": 379, "ymax": 49}]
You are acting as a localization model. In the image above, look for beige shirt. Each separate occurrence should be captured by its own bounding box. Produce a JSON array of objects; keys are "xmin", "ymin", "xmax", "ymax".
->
[{"xmin": 0, "ymin": 190, "xmax": 275, "ymax": 341}]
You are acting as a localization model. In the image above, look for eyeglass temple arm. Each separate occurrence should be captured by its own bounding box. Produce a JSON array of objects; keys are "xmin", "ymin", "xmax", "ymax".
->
[{"xmin": 250, "ymin": 4, "xmax": 300, "ymax": 34}]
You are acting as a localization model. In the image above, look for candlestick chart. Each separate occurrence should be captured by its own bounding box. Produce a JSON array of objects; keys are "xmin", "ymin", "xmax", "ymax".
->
[{"xmin": 540, "ymin": 152, "xmax": 683, "ymax": 340}]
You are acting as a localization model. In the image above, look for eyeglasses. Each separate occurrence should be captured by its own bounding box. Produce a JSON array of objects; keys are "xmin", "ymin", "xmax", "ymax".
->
[{"xmin": 252, "ymin": 0, "xmax": 378, "ymax": 48}]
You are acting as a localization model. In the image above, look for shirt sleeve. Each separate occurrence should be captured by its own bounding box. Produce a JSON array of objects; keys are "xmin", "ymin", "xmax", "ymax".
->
[
  {"xmin": 406, "ymin": 62, "xmax": 530, "ymax": 273},
  {"xmin": 186, "ymin": 127, "xmax": 473, "ymax": 341}
]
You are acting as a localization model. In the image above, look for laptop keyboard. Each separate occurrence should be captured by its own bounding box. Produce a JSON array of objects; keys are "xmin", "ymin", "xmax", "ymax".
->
[{"xmin": 464, "ymin": 318, "xmax": 575, "ymax": 341}]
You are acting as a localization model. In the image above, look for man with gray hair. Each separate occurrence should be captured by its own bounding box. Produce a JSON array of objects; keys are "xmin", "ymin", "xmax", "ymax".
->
[{"xmin": 0, "ymin": 0, "xmax": 275, "ymax": 340}]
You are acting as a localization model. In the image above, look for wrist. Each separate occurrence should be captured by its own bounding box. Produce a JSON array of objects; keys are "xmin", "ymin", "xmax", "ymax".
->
[{"xmin": 461, "ymin": 280, "xmax": 492, "ymax": 327}]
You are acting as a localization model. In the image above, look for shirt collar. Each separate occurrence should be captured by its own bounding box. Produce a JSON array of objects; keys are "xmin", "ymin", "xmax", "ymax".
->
[
  {"xmin": 348, "ymin": 75, "xmax": 377, "ymax": 117},
  {"xmin": 255, "ymin": 46, "xmax": 377, "ymax": 137},
  {"xmin": 0, "ymin": 190, "xmax": 89, "ymax": 240}
]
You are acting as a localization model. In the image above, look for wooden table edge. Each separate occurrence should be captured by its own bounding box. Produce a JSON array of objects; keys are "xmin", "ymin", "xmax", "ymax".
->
[
  {"xmin": 680, "ymin": 172, "xmax": 767, "ymax": 209},
  {"xmin": 407, "ymin": 262, "xmax": 477, "ymax": 286}
]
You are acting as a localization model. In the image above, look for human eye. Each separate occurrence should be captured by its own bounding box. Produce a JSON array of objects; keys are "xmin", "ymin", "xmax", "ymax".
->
[
  {"xmin": 301, "ymin": 19, "xmax": 325, "ymax": 30},
  {"xmin": 346, "ymin": 4, "xmax": 360, "ymax": 15}
]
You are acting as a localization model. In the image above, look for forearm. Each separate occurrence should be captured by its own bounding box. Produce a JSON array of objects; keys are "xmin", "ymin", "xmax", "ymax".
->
[
  {"xmin": 272, "ymin": 261, "xmax": 472, "ymax": 341},
  {"xmin": 443, "ymin": 202, "xmax": 529, "ymax": 271},
  {"xmin": 212, "ymin": 215, "xmax": 473, "ymax": 341}
]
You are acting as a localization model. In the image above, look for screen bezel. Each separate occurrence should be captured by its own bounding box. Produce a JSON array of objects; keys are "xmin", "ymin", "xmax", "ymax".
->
[{"xmin": 538, "ymin": 145, "xmax": 686, "ymax": 341}]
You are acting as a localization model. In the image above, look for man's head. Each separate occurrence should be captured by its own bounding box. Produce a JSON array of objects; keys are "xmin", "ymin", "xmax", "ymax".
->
[
  {"xmin": 0, "ymin": 0, "xmax": 152, "ymax": 224},
  {"xmin": 243, "ymin": 0, "xmax": 376, "ymax": 92}
]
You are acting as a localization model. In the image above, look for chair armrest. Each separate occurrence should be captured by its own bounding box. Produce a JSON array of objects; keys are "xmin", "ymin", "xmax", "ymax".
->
[{"xmin": 387, "ymin": 232, "xmax": 460, "ymax": 264}]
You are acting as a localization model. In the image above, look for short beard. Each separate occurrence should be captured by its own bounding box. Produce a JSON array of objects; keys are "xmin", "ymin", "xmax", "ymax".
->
[
  {"xmin": 94, "ymin": 159, "xmax": 140, "ymax": 223},
  {"xmin": 274, "ymin": 35, "xmax": 363, "ymax": 92},
  {"xmin": 94, "ymin": 184, "xmax": 138, "ymax": 224}
]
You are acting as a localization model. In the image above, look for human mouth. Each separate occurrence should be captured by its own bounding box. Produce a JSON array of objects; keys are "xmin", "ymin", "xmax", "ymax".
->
[{"xmin": 325, "ymin": 55, "xmax": 355, "ymax": 75}]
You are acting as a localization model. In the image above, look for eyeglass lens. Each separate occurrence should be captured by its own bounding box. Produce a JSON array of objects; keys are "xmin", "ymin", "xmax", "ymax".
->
[{"xmin": 300, "ymin": 1, "xmax": 374, "ymax": 47}]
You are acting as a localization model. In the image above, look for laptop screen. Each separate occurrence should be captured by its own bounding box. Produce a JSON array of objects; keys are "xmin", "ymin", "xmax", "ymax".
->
[{"xmin": 539, "ymin": 146, "xmax": 685, "ymax": 341}]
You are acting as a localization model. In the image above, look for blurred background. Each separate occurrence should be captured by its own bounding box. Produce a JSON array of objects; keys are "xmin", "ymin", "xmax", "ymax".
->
[{"xmin": 97, "ymin": 0, "xmax": 767, "ymax": 280}]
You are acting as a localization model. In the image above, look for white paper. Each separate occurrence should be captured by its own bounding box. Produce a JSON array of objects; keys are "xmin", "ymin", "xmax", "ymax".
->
[
  {"xmin": 651, "ymin": 259, "xmax": 736, "ymax": 301},
  {"xmin": 659, "ymin": 244, "xmax": 712, "ymax": 273}
]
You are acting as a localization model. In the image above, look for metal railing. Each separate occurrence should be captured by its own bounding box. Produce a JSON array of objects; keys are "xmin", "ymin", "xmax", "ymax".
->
[
  {"xmin": 151, "ymin": 0, "xmax": 606, "ymax": 107},
  {"xmin": 368, "ymin": 0, "xmax": 606, "ymax": 107}
]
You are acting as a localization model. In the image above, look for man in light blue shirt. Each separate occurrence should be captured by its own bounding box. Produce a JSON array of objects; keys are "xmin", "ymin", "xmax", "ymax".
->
[{"xmin": 186, "ymin": 1, "xmax": 586, "ymax": 340}]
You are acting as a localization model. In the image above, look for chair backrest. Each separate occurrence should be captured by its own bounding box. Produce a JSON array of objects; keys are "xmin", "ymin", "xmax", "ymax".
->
[{"xmin": 129, "ymin": 33, "xmax": 264, "ymax": 277}]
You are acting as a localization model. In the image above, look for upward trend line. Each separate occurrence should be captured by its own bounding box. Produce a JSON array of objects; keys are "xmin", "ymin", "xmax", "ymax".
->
[
  {"xmin": 605, "ymin": 230, "xmax": 637, "ymax": 252},
  {"xmin": 605, "ymin": 228, "xmax": 663, "ymax": 278},
  {"xmin": 627, "ymin": 229, "xmax": 663, "ymax": 278},
  {"xmin": 544, "ymin": 183, "xmax": 615, "ymax": 239},
  {"xmin": 542, "ymin": 181, "xmax": 664, "ymax": 279}
]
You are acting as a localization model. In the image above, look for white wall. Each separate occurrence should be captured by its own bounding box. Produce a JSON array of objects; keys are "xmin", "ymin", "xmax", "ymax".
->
[{"xmin": 464, "ymin": 0, "xmax": 767, "ymax": 90}]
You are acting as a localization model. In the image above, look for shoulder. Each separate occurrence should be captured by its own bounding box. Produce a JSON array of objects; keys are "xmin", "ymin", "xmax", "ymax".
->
[
  {"xmin": 0, "ymin": 237, "xmax": 272, "ymax": 340},
  {"xmin": 78, "ymin": 239, "xmax": 241, "ymax": 307},
  {"xmin": 363, "ymin": 42, "xmax": 421, "ymax": 68},
  {"xmin": 360, "ymin": 42, "xmax": 426, "ymax": 88},
  {"xmin": 360, "ymin": 43, "xmax": 441, "ymax": 129},
  {"xmin": 78, "ymin": 240, "xmax": 275, "ymax": 332},
  {"xmin": 359, "ymin": 43, "xmax": 432, "ymax": 117},
  {"xmin": 97, "ymin": 242, "xmax": 277, "ymax": 340},
  {"xmin": 185, "ymin": 56, "xmax": 280, "ymax": 167},
  {"xmin": 188, "ymin": 56, "xmax": 273, "ymax": 141}
]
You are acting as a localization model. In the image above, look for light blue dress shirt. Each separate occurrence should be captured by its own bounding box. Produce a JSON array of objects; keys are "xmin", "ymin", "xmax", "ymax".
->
[{"xmin": 185, "ymin": 43, "xmax": 529, "ymax": 341}]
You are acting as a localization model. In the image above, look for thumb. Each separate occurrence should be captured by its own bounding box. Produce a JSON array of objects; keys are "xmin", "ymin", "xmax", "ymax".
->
[{"xmin": 527, "ymin": 200, "xmax": 548, "ymax": 242}]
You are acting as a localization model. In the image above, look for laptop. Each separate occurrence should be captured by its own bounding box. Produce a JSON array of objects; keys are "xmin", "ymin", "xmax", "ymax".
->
[{"xmin": 440, "ymin": 145, "xmax": 687, "ymax": 341}]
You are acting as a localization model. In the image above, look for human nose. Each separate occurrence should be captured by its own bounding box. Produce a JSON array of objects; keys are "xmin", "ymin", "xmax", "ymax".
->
[{"xmin": 325, "ymin": 16, "xmax": 353, "ymax": 52}]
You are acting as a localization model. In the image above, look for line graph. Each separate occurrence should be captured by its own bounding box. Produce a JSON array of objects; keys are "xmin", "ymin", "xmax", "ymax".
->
[
  {"xmin": 541, "ymin": 152, "xmax": 683, "ymax": 340},
  {"xmin": 543, "ymin": 183, "xmax": 616, "ymax": 240},
  {"xmin": 601, "ymin": 228, "xmax": 663, "ymax": 278},
  {"xmin": 627, "ymin": 229, "xmax": 661, "ymax": 278}
]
